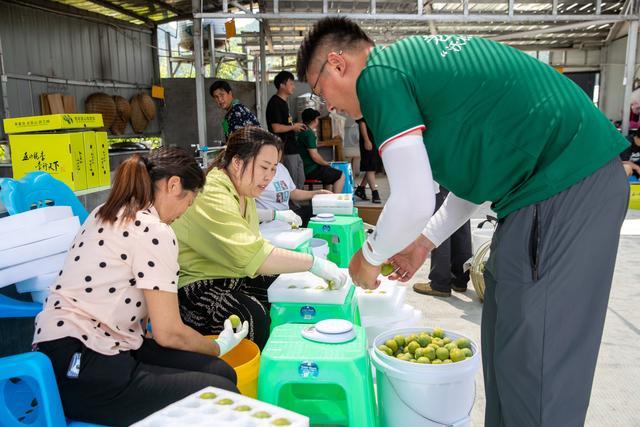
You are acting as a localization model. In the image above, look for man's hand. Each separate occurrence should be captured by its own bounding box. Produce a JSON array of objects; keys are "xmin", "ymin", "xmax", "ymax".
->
[
  {"xmin": 292, "ymin": 122, "xmax": 307, "ymax": 132},
  {"xmin": 388, "ymin": 234, "xmax": 436, "ymax": 282},
  {"xmin": 622, "ymin": 161, "xmax": 640, "ymax": 177},
  {"xmin": 349, "ymin": 249, "xmax": 381, "ymax": 290}
]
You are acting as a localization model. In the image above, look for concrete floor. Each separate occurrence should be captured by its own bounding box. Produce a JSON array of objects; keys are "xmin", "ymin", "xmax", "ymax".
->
[{"xmin": 355, "ymin": 174, "xmax": 640, "ymax": 426}]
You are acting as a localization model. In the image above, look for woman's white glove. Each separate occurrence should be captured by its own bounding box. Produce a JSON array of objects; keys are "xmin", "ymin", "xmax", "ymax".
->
[
  {"xmin": 309, "ymin": 256, "xmax": 348, "ymax": 289},
  {"xmin": 214, "ymin": 319, "xmax": 249, "ymax": 356},
  {"xmin": 274, "ymin": 210, "xmax": 302, "ymax": 227}
]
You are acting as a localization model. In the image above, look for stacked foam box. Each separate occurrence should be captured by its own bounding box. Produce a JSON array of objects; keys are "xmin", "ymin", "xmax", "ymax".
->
[
  {"xmin": 132, "ymin": 386, "xmax": 309, "ymax": 427},
  {"xmin": 0, "ymin": 206, "xmax": 80, "ymax": 303},
  {"xmin": 356, "ymin": 278, "xmax": 422, "ymax": 347}
]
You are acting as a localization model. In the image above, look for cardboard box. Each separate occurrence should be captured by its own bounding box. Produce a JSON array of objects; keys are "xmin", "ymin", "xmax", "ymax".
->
[
  {"xmin": 9, "ymin": 133, "xmax": 88, "ymax": 191},
  {"xmin": 357, "ymin": 205, "xmax": 383, "ymax": 226},
  {"xmin": 82, "ymin": 131, "xmax": 100, "ymax": 188},
  {"xmin": 95, "ymin": 132, "xmax": 111, "ymax": 187},
  {"xmin": 3, "ymin": 114, "xmax": 104, "ymax": 135}
]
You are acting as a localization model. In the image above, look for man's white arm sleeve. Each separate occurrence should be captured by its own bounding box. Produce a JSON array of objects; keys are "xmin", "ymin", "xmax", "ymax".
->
[
  {"xmin": 422, "ymin": 193, "xmax": 481, "ymax": 247},
  {"xmin": 361, "ymin": 135, "xmax": 436, "ymax": 266}
]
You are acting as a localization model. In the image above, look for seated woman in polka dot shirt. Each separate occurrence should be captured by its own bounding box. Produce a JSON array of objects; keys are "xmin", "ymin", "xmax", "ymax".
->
[{"xmin": 33, "ymin": 147, "xmax": 248, "ymax": 426}]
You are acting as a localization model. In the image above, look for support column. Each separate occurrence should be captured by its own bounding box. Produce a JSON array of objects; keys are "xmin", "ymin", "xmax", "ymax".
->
[
  {"xmin": 622, "ymin": 19, "xmax": 638, "ymax": 135},
  {"xmin": 259, "ymin": 21, "xmax": 268, "ymax": 126},
  {"xmin": 192, "ymin": 0, "xmax": 208, "ymax": 148}
]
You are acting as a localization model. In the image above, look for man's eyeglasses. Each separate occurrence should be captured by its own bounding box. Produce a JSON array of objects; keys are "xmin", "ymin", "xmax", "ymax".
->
[{"xmin": 309, "ymin": 50, "xmax": 342, "ymax": 103}]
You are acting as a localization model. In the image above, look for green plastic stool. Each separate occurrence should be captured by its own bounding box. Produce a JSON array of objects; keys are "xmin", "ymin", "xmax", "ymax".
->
[
  {"xmin": 308, "ymin": 216, "xmax": 365, "ymax": 268},
  {"xmin": 258, "ymin": 323, "xmax": 377, "ymax": 427},
  {"xmin": 292, "ymin": 240, "xmax": 311, "ymax": 254},
  {"xmin": 270, "ymin": 286, "xmax": 361, "ymax": 332}
]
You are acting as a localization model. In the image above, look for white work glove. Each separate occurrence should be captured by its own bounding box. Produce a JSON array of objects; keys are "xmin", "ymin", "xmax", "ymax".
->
[
  {"xmin": 274, "ymin": 210, "xmax": 303, "ymax": 227},
  {"xmin": 214, "ymin": 319, "xmax": 249, "ymax": 356},
  {"xmin": 309, "ymin": 256, "xmax": 348, "ymax": 290}
]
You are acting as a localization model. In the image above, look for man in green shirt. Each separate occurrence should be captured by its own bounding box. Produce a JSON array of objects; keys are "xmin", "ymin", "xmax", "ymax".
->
[
  {"xmin": 297, "ymin": 108, "xmax": 345, "ymax": 192},
  {"xmin": 297, "ymin": 18, "xmax": 629, "ymax": 427}
]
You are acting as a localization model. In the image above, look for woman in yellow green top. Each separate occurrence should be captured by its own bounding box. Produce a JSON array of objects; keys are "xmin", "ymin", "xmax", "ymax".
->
[{"xmin": 171, "ymin": 127, "xmax": 348, "ymax": 349}]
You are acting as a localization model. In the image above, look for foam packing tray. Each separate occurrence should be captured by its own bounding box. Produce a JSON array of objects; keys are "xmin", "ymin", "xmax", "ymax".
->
[
  {"xmin": 0, "ymin": 216, "xmax": 80, "ymax": 251},
  {"xmin": 0, "ymin": 231, "xmax": 75, "ymax": 269},
  {"xmin": 16, "ymin": 272, "xmax": 58, "ymax": 294},
  {"xmin": 132, "ymin": 386, "xmax": 309, "ymax": 427},
  {"xmin": 356, "ymin": 277, "xmax": 407, "ymax": 318},
  {"xmin": 0, "ymin": 206, "xmax": 72, "ymax": 235},
  {"xmin": 261, "ymin": 228, "xmax": 313, "ymax": 250},
  {"xmin": 0, "ymin": 252, "xmax": 66, "ymax": 289},
  {"xmin": 312, "ymin": 193, "xmax": 353, "ymax": 216},
  {"xmin": 268, "ymin": 271, "xmax": 352, "ymax": 305}
]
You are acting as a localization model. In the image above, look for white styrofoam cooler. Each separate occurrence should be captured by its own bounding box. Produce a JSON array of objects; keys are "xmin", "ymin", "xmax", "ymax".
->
[
  {"xmin": 356, "ymin": 278, "xmax": 406, "ymax": 319},
  {"xmin": 260, "ymin": 220, "xmax": 312, "ymax": 250},
  {"xmin": 312, "ymin": 193, "xmax": 353, "ymax": 215},
  {"xmin": 0, "ymin": 253, "xmax": 66, "ymax": 289},
  {"xmin": 132, "ymin": 386, "xmax": 309, "ymax": 427},
  {"xmin": 0, "ymin": 232, "xmax": 76, "ymax": 269},
  {"xmin": 268, "ymin": 271, "xmax": 352, "ymax": 305},
  {"xmin": 0, "ymin": 206, "xmax": 73, "ymax": 235},
  {"xmin": 16, "ymin": 272, "xmax": 59, "ymax": 293},
  {"xmin": 361, "ymin": 304, "xmax": 422, "ymax": 347},
  {"xmin": 0, "ymin": 215, "xmax": 80, "ymax": 251}
]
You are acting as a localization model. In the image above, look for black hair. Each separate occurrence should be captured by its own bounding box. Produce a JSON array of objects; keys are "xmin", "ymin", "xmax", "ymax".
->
[
  {"xmin": 97, "ymin": 147, "xmax": 205, "ymax": 224},
  {"xmin": 209, "ymin": 80, "xmax": 232, "ymax": 97},
  {"xmin": 301, "ymin": 108, "xmax": 321, "ymax": 125},
  {"xmin": 274, "ymin": 71, "xmax": 295, "ymax": 89},
  {"xmin": 211, "ymin": 127, "xmax": 283, "ymax": 176},
  {"xmin": 297, "ymin": 17, "xmax": 374, "ymax": 82}
]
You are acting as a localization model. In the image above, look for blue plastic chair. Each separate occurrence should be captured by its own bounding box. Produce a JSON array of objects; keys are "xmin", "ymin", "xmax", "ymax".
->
[
  {"xmin": 0, "ymin": 172, "xmax": 89, "ymax": 224},
  {"xmin": 0, "ymin": 352, "xmax": 104, "ymax": 427},
  {"xmin": 0, "ymin": 294, "xmax": 41, "ymax": 318}
]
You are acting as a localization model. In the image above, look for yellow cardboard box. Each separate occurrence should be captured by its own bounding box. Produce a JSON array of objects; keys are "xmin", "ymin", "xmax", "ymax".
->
[
  {"xmin": 3, "ymin": 114, "xmax": 104, "ymax": 135},
  {"xmin": 95, "ymin": 132, "xmax": 111, "ymax": 187},
  {"xmin": 82, "ymin": 132, "xmax": 101, "ymax": 188},
  {"xmin": 9, "ymin": 133, "xmax": 88, "ymax": 191}
]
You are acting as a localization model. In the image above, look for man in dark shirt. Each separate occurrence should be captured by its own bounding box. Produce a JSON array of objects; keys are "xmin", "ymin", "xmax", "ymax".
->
[
  {"xmin": 622, "ymin": 129, "xmax": 640, "ymax": 177},
  {"xmin": 266, "ymin": 71, "xmax": 307, "ymax": 188},
  {"xmin": 210, "ymin": 80, "xmax": 260, "ymax": 141}
]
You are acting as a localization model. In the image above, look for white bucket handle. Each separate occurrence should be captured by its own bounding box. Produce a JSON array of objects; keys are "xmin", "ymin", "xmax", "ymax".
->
[{"xmin": 371, "ymin": 348, "xmax": 477, "ymax": 427}]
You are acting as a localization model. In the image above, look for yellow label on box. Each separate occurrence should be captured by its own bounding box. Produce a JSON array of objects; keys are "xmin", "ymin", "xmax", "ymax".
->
[
  {"xmin": 9, "ymin": 133, "xmax": 88, "ymax": 191},
  {"xmin": 95, "ymin": 132, "xmax": 111, "ymax": 187},
  {"xmin": 3, "ymin": 114, "xmax": 104, "ymax": 134},
  {"xmin": 82, "ymin": 132, "xmax": 101, "ymax": 188},
  {"xmin": 151, "ymin": 85, "xmax": 165, "ymax": 100}
]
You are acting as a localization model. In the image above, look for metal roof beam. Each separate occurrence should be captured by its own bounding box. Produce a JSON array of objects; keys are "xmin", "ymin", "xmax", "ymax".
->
[
  {"xmin": 492, "ymin": 18, "xmax": 618, "ymax": 39},
  {"xmin": 87, "ymin": 0, "xmax": 155, "ymax": 25},
  {"xmin": 147, "ymin": 0, "xmax": 181, "ymax": 15}
]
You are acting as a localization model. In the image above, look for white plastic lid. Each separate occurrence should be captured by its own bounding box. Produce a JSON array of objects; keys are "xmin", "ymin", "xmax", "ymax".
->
[
  {"xmin": 301, "ymin": 325, "xmax": 356, "ymax": 344},
  {"xmin": 312, "ymin": 213, "xmax": 335, "ymax": 222}
]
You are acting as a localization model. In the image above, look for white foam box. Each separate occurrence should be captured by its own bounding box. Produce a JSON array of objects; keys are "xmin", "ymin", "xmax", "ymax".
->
[
  {"xmin": 0, "ymin": 206, "xmax": 73, "ymax": 235},
  {"xmin": 0, "ymin": 252, "xmax": 66, "ymax": 289},
  {"xmin": 268, "ymin": 271, "xmax": 352, "ymax": 305},
  {"xmin": 0, "ymin": 216, "xmax": 80, "ymax": 251},
  {"xmin": 30, "ymin": 290, "xmax": 49, "ymax": 304},
  {"xmin": 312, "ymin": 193, "xmax": 354, "ymax": 216},
  {"xmin": 260, "ymin": 221, "xmax": 312, "ymax": 250},
  {"xmin": 0, "ymin": 232, "xmax": 75, "ymax": 269},
  {"xmin": 132, "ymin": 386, "xmax": 309, "ymax": 427},
  {"xmin": 361, "ymin": 303, "xmax": 422, "ymax": 347},
  {"xmin": 356, "ymin": 278, "xmax": 407, "ymax": 319},
  {"xmin": 16, "ymin": 272, "xmax": 58, "ymax": 294}
]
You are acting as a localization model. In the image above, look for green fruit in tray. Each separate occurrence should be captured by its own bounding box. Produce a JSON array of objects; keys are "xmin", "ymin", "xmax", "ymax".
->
[
  {"xmin": 272, "ymin": 419, "xmax": 292, "ymax": 426},
  {"xmin": 432, "ymin": 328, "xmax": 445, "ymax": 339},
  {"xmin": 217, "ymin": 398, "xmax": 234, "ymax": 405},
  {"xmin": 444, "ymin": 343, "xmax": 458, "ymax": 351},
  {"xmin": 406, "ymin": 334, "xmax": 418, "ymax": 344},
  {"xmin": 228, "ymin": 315, "xmax": 241, "ymax": 329},
  {"xmin": 414, "ymin": 347, "xmax": 425, "ymax": 359},
  {"xmin": 253, "ymin": 411, "xmax": 272, "ymax": 419},
  {"xmin": 384, "ymin": 339, "xmax": 399, "ymax": 353},
  {"xmin": 315, "ymin": 285, "xmax": 326, "ymax": 290},
  {"xmin": 379, "ymin": 290, "xmax": 387, "ymax": 294},
  {"xmin": 417, "ymin": 357, "xmax": 431, "ymax": 364},
  {"xmin": 455, "ymin": 338, "xmax": 471, "ymax": 349},
  {"xmin": 424, "ymin": 346, "xmax": 436, "ymax": 360},
  {"xmin": 436, "ymin": 347, "xmax": 450, "ymax": 361},
  {"xmin": 327, "ymin": 279, "xmax": 336, "ymax": 290},
  {"xmin": 443, "ymin": 359, "xmax": 453, "ymax": 364},
  {"xmin": 380, "ymin": 263, "xmax": 394, "ymax": 276},
  {"xmin": 288, "ymin": 285, "xmax": 297, "ymax": 289},
  {"xmin": 378, "ymin": 344, "xmax": 393, "ymax": 356},
  {"xmin": 199, "ymin": 392, "xmax": 217, "ymax": 399},
  {"xmin": 364, "ymin": 290, "xmax": 373, "ymax": 294},
  {"xmin": 443, "ymin": 337, "xmax": 452, "ymax": 345},
  {"xmin": 234, "ymin": 405, "xmax": 252, "ymax": 412},
  {"xmin": 462, "ymin": 348, "xmax": 473, "ymax": 358},
  {"xmin": 431, "ymin": 359, "xmax": 442, "ymax": 365}
]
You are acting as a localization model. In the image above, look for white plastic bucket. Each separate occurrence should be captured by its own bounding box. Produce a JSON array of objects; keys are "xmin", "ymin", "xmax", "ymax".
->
[
  {"xmin": 310, "ymin": 238, "xmax": 329, "ymax": 259},
  {"xmin": 471, "ymin": 228, "xmax": 494, "ymax": 253},
  {"xmin": 371, "ymin": 327, "xmax": 480, "ymax": 427}
]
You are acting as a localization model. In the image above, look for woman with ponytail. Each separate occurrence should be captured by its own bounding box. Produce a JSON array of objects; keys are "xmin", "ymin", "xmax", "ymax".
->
[
  {"xmin": 33, "ymin": 147, "xmax": 245, "ymax": 426},
  {"xmin": 172, "ymin": 127, "xmax": 347, "ymax": 350}
]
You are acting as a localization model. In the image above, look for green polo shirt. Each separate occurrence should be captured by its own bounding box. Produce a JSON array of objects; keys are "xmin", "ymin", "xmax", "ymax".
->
[
  {"xmin": 297, "ymin": 129, "xmax": 320, "ymax": 175},
  {"xmin": 171, "ymin": 168, "xmax": 274, "ymax": 287},
  {"xmin": 357, "ymin": 36, "xmax": 628, "ymax": 218}
]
